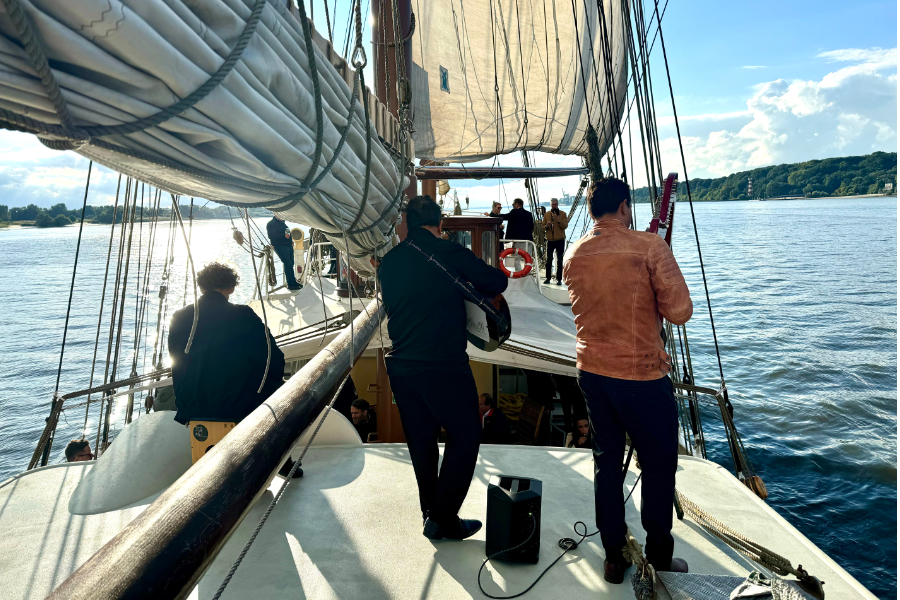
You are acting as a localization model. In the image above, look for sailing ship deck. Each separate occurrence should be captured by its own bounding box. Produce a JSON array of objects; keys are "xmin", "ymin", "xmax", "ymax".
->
[{"xmin": 0, "ymin": 434, "xmax": 874, "ymax": 599}]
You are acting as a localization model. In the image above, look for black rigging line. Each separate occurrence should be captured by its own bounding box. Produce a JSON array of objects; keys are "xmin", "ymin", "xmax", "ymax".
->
[
  {"xmin": 53, "ymin": 161, "xmax": 93, "ymax": 395},
  {"xmin": 650, "ymin": 0, "xmax": 727, "ymax": 384}
]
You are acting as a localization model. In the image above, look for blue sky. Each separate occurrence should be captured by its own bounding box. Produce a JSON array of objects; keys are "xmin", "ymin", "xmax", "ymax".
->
[{"xmin": 0, "ymin": 0, "xmax": 895, "ymax": 209}]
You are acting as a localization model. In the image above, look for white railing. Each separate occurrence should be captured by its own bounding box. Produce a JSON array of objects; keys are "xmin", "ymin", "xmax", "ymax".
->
[
  {"xmin": 500, "ymin": 239, "xmax": 542, "ymax": 290},
  {"xmin": 302, "ymin": 241, "xmax": 338, "ymax": 286}
]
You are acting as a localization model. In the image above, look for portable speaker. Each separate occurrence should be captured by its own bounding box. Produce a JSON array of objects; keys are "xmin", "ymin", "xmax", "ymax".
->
[{"xmin": 486, "ymin": 475, "xmax": 542, "ymax": 563}]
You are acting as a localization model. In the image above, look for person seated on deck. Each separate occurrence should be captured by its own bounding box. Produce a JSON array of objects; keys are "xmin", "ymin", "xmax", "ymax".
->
[
  {"xmin": 266, "ymin": 214, "xmax": 301, "ymax": 291},
  {"xmin": 478, "ymin": 393, "xmax": 510, "ymax": 444},
  {"xmin": 567, "ymin": 416, "xmax": 592, "ymax": 449},
  {"xmin": 64, "ymin": 439, "xmax": 93, "ymax": 462},
  {"xmin": 564, "ymin": 177, "xmax": 693, "ymax": 582},
  {"xmin": 167, "ymin": 262, "xmax": 301, "ymax": 478},
  {"xmin": 350, "ymin": 399, "xmax": 377, "ymax": 443},
  {"xmin": 379, "ymin": 194, "xmax": 509, "ymax": 540}
]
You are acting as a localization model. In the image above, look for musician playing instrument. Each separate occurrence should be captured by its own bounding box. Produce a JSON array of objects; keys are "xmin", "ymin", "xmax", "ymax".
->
[{"xmin": 379, "ymin": 195, "xmax": 508, "ymax": 541}]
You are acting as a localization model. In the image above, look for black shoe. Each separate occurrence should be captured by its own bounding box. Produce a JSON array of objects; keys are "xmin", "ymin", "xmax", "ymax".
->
[
  {"xmin": 543, "ymin": 278, "xmax": 551, "ymax": 284},
  {"xmin": 555, "ymin": 279, "xmax": 562, "ymax": 285},
  {"xmin": 423, "ymin": 517, "xmax": 482, "ymax": 540},
  {"xmin": 278, "ymin": 457, "xmax": 303, "ymax": 479},
  {"xmin": 288, "ymin": 285, "xmax": 302, "ymax": 291},
  {"xmin": 604, "ymin": 559, "xmax": 631, "ymax": 584}
]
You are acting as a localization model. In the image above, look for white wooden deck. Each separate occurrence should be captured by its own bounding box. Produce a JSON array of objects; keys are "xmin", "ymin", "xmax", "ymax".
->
[{"xmin": 0, "ymin": 414, "xmax": 875, "ymax": 599}]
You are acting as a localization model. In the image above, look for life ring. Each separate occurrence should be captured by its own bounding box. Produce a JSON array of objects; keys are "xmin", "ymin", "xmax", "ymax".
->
[{"xmin": 499, "ymin": 248, "xmax": 533, "ymax": 278}]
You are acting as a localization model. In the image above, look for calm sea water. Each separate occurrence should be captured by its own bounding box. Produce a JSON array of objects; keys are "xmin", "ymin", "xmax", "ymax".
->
[{"xmin": 0, "ymin": 198, "xmax": 896, "ymax": 597}]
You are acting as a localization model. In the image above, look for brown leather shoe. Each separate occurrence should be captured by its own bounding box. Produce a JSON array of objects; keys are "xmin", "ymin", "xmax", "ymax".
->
[
  {"xmin": 657, "ymin": 557, "xmax": 688, "ymax": 573},
  {"xmin": 604, "ymin": 559, "xmax": 630, "ymax": 584}
]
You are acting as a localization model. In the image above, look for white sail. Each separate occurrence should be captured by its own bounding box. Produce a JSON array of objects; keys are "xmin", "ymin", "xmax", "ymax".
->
[
  {"xmin": 0, "ymin": 0, "xmax": 407, "ymax": 273},
  {"xmin": 409, "ymin": 0, "xmax": 628, "ymax": 162}
]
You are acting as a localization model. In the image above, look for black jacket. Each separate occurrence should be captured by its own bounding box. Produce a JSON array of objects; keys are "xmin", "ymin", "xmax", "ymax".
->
[
  {"xmin": 266, "ymin": 217, "xmax": 292, "ymax": 248},
  {"xmin": 498, "ymin": 207, "xmax": 534, "ymax": 241},
  {"xmin": 379, "ymin": 227, "xmax": 509, "ymax": 374},
  {"xmin": 354, "ymin": 411, "xmax": 378, "ymax": 443},
  {"xmin": 168, "ymin": 291, "xmax": 285, "ymax": 424}
]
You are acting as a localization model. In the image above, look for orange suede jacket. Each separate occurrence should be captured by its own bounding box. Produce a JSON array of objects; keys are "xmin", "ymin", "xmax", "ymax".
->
[{"xmin": 562, "ymin": 218, "xmax": 693, "ymax": 380}]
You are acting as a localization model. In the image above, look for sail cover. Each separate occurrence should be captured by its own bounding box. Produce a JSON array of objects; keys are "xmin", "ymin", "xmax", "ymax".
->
[
  {"xmin": 0, "ymin": 0, "xmax": 406, "ymax": 274},
  {"xmin": 410, "ymin": 0, "xmax": 628, "ymax": 163}
]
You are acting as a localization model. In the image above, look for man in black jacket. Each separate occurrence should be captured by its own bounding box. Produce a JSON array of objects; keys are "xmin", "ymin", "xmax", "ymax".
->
[
  {"xmin": 168, "ymin": 262, "xmax": 301, "ymax": 477},
  {"xmin": 496, "ymin": 198, "xmax": 534, "ymax": 241},
  {"xmin": 379, "ymin": 195, "xmax": 508, "ymax": 540},
  {"xmin": 266, "ymin": 215, "xmax": 301, "ymax": 291}
]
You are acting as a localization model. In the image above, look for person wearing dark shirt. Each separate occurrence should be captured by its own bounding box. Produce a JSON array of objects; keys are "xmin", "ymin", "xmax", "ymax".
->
[
  {"xmin": 350, "ymin": 399, "xmax": 378, "ymax": 442},
  {"xmin": 479, "ymin": 393, "xmax": 510, "ymax": 444},
  {"xmin": 496, "ymin": 198, "xmax": 534, "ymax": 241},
  {"xmin": 168, "ymin": 262, "xmax": 301, "ymax": 477},
  {"xmin": 567, "ymin": 417, "xmax": 592, "ymax": 449},
  {"xmin": 379, "ymin": 195, "xmax": 508, "ymax": 540},
  {"xmin": 266, "ymin": 215, "xmax": 301, "ymax": 291}
]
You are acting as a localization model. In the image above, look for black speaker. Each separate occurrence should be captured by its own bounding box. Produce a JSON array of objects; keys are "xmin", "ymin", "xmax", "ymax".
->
[{"xmin": 486, "ymin": 475, "xmax": 542, "ymax": 563}]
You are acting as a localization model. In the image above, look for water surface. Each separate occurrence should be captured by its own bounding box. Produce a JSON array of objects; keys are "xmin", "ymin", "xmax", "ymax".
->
[{"xmin": 0, "ymin": 198, "xmax": 895, "ymax": 597}]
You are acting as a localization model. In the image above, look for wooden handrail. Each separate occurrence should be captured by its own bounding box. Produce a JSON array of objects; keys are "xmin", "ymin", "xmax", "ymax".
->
[{"xmin": 49, "ymin": 301, "xmax": 384, "ymax": 599}]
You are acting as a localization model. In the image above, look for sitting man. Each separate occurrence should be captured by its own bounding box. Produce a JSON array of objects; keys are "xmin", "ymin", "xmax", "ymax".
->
[
  {"xmin": 478, "ymin": 393, "xmax": 510, "ymax": 444},
  {"xmin": 65, "ymin": 439, "xmax": 93, "ymax": 462},
  {"xmin": 567, "ymin": 416, "xmax": 592, "ymax": 449},
  {"xmin": 350, "ymin": 399, "xmax": 378, "ymax": 443},
  {"xmin": 168, "ymin": 261, "xmax": 301, "ymax": 478}
]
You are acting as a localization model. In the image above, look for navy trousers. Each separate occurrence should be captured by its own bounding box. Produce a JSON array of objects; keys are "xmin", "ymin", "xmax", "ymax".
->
[
  {"xmin": 389, "ymin": 365, "xmax": 481, "ymax": 525},
  {"xmin": 273, "ymin": 245, "xmax": 299, "ymax": 289},
  {"xmin": 577, "ymin": 370, "xmax": 678, "ymax": 571}
]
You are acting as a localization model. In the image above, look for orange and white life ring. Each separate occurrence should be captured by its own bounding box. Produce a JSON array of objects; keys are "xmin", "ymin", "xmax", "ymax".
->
[{"xmin": 499, "ymin": 248, "xmax": 533, "ymax": 278}]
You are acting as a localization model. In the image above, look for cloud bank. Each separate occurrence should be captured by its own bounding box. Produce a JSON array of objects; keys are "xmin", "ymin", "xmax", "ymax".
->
[{"xmin": 657, "ymin": 47, "xmax": 897, "ymax": 179}]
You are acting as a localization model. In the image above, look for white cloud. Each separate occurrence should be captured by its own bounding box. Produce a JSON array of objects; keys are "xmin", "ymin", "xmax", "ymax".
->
[
  {"xmin": 654, "ymin": 47, "xmax": 897, "ymax": 179},
  {"xmin": 742, "ymin": 65, "xmax": 766, "ymax": 70}
]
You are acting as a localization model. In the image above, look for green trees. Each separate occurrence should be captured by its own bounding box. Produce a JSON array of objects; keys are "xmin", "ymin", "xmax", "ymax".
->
[
  {"xmin": 0, "ymin": 205, "xmax": 7, "ymax": 221},
  {"xmin": 633, "ymin": 151, "xmax": 897, "ymax": 202}
]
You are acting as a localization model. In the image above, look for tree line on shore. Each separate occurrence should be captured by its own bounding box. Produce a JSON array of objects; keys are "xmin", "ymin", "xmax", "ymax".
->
[
  {"xmin": 0, "ymin": 202, "xmax": 272, "ymax": 228},
  {"xmin": 632, "ymin": 151, "xmax": 897, "ymax": 202}
]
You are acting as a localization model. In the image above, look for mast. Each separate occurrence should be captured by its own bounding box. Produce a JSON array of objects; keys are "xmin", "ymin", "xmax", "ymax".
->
[
  {"xmin": 373, "ymin": 0, "xmax": 417, "ymax": 222},
  {"xmin": 372, "ymin": 0, "xmax": 414, "ymax": 443}
]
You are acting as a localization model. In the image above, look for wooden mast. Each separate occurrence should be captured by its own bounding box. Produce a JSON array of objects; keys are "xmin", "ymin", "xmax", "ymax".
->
[{"xmin": 371, "ymin": 0, "xmax": 413, "ymax": 443}]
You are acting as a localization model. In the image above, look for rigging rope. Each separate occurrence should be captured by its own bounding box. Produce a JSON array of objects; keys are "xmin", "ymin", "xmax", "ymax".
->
[{"xmin": 242, "ymin": 208, "xmax": 274, "ymax": 394}]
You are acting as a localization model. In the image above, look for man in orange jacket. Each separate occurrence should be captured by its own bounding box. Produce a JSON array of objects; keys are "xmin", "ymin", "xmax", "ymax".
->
[{"xmin": 563, "ymin": 178, "xmax": 693, "ymax": 584}]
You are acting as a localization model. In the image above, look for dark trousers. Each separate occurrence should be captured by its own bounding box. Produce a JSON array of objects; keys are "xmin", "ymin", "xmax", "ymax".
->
[
  {"xmin": 389, "ymin": 366, "xmax": 481, "ymax": 525},
  {"xmin": 545, "ymin": 239, "xmax": 565, "ymax": 281},
  {"xmin": 273, "ymin": 245, "xmax": 299, "ymax": 288},
  {"xmin": 577, "ymin": 370, "xmax": 678, "ymax": 571}
]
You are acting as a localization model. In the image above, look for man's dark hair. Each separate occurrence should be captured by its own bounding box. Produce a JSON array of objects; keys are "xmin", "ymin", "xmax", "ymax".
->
[
  {"xmin": 197, "ymin": 262, "xmax": 240, "ymax": 292},
  {"xmin": 65, "ymin": 439, "xmax": 90, "ymax": 461},
  {"xmin": 480, "ymin": 393, "xmax": 495, "ymax": 408},
  {"xmin": 512, "ymin": 198, "xmax": 524, "ymax": 208},
  {"xmin": 405, "ymin": 195, "xmax": 442, "ymax": 229},
  {"xmin": 588, "ymin": 178, "xmax": 631, "ymax": 219},
  {"xmin": 351, "ymin": 399, "xmax": 370, "ymax": 411}
]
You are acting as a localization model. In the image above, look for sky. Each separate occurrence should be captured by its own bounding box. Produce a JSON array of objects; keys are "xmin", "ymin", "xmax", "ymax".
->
[{"xmin": 0, "ymin": 0, "xmax": 895, "ymax": 210}]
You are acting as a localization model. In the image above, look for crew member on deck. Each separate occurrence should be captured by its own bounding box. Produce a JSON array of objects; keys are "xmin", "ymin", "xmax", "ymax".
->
[
  {"xmin": 564, "ymin": 178, "xmax": 693, "ymax": 582},
  {"xmin": 484, "ymin": 201, "xmax": 505, "ymax": 238},
  {"xmin": 379, "ymin": 195, "xmax": 508, "ymax": 540},
  {"xmin": 542, "ymin": 198, "xmax": 568, "ymax": 284},
  {"xmin": 168, "ymin": 262, "xmax": 301, "ymax": 478},
  {"xmin": 495, "ymin": 198, "xmax": 534, "ymax": 243},
  {"xmin": 266, "ymin": 214, "xmax": 301, "ymax": 291}
]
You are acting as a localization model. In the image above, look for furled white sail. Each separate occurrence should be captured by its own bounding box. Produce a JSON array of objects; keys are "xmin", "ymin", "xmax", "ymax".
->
[
  {"xmin": 0, "ymin": 0, "xmax": 407, "ymax": 274},
  {"xmin": 409, "ymin": 0, "xmax": 628, "ymax": 163}
]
